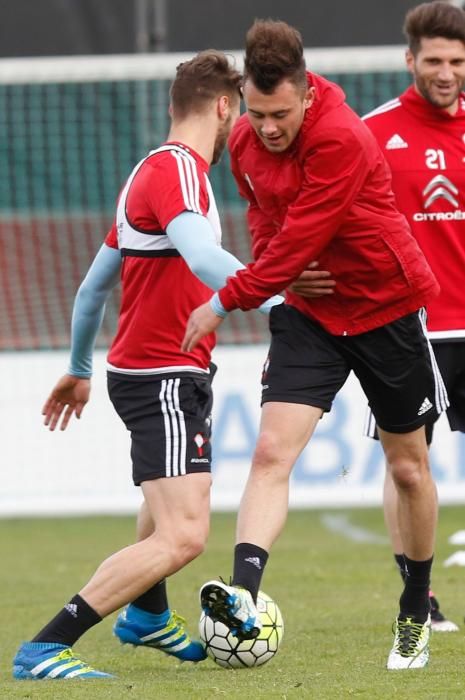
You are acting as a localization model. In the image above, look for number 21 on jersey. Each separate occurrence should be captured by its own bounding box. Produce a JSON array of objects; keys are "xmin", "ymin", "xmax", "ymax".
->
[{"xmin": 425, "ymin": 149, "xmax": 446, "ymax": 170}]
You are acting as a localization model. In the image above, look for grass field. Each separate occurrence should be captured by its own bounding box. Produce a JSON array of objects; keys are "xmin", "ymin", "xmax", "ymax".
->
[{"xmin": 1, "ymin": 506, "xmax": 465, "ymax": 699}]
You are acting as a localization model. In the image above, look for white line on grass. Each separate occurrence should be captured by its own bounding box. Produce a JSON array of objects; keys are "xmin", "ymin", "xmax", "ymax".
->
[{"xmin": 321, "ymin": 513, "xmax": 389, "ymax": 544}]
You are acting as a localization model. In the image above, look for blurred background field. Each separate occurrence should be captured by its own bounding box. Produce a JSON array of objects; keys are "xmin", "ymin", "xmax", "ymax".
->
[{"xmin": 2, "ymin": 507, "xmax": 465, "ymax": 698}]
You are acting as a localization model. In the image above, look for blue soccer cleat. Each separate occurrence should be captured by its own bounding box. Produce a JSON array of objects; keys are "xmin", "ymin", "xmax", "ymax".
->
[
  {"xmin": 114, "ymin": 605, "xmax": 206, "ymax": 662},
  {"xmin": 13, "ymin": 642, "xmax": 113, "ymax": 680}
]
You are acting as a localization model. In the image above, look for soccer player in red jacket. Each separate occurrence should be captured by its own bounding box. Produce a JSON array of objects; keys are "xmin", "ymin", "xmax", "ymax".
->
[
  {"xmin": 363, "ymin": 1, "xmax": 465, "ymax": 634},
  {"xmin": 183, "ymin": 20, "xmax": 448, "ymax": 670}
]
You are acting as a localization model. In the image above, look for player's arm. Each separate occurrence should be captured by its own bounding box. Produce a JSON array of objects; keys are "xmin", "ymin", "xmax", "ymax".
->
[
  {"xmin": 183, "ymin": 130, "xmax": 367, "ymax": 351},
  {"xmin": 217, "ymin": 129, "xmax": 368, "ymax": 313},
  {"xmin": 43, "ymin": 242, "xmax": 121, "ymax": 431},
  {"xmin": 232, "ymin": 141, "xmax": 335, "ymax": 297},
  {"xmin": 166, "ymin": 211, "xmax": 283, "ymax": 316}
]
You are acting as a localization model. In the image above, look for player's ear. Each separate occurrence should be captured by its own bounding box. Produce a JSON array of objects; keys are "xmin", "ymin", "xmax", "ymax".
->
[
  {"xmin": 405, "ymin": 49, "xmax": 415, "ymax": 76},
  {"xmin": 217, "ymin": 95, "xmax": 229, "ymax": 121},
  {"xmin": 304, "ymin": 87, "xmax": 316, "ymax": 109}
]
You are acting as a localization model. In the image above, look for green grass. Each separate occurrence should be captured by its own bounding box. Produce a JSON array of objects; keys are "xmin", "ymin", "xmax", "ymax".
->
[{"xmin": 1, "ymin": 507, "xmax": 465, "ymax": 699}]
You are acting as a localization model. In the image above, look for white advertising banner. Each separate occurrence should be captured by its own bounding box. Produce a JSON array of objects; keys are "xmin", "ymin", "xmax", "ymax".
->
[{"xmin": 1, "ymin": 347, "xmax": 464, "ymax": 516}]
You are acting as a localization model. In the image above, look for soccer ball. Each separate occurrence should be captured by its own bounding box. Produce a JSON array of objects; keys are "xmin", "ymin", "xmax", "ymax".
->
[{"xmin": 199, "ymin": 590, "xmax": 284, "ymax": 668}]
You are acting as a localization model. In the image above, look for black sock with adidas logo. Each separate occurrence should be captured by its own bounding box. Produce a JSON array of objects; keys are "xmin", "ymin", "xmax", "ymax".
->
[
  {"xmin": 32, "ymin": 594, "xmax": 102, "ymax": 646},
  {"xmin": 232, "ymin": 543, "xmax": 269, "ymax": 603},
  {"xmin": 399, "ymin": 555, "xmax": 433, "ymax": 623}
]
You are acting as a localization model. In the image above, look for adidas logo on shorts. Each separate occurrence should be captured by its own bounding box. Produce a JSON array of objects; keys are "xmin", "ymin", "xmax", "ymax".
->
[{"xmin": 417, "ymin": 397, "xmax": 433, "ymax": 416}]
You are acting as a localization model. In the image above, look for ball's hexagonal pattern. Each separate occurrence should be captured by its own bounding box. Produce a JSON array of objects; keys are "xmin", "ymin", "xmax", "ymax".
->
[{"xmin": 199, "ymin": 590, "xmax": 284, "ymax": 669}]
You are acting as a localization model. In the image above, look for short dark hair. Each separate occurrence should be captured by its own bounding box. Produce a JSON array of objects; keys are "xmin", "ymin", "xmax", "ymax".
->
[
  {"xmin": 404, "ymin": 1, "xmax": 465, "ymax": 55},
  {"xmin": 170, "ymin": 50, "xmax": 242, "ymax": 120},
  {"xmin": 243, "ymin": 19, "xmax": 307, "ymax": 94}
]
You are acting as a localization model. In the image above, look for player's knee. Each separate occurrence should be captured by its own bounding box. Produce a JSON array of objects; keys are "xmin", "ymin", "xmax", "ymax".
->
[
  {"xmin": 390, "ymin": 458, "xmax": 429, "ymax": 491},
  {"xmin": 172, "ymin": 522, "xmax": 208, "ymax": 566},
  {"xmin": 251, "ymin": 431, "xmax": 293, "ymax": 479}
]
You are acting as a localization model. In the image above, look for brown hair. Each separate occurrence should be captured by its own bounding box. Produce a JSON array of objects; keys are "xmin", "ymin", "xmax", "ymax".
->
[
  {"xmin": 404, "ymin": 1, "xmax": 465, "ymax": 55},
  {"xmin": 170, "ymin": 50, "xmax": 242, "ymax": 119},
  {"xmin": 244, "ymin": 19, "xmax": 307, "ymax": 94}
]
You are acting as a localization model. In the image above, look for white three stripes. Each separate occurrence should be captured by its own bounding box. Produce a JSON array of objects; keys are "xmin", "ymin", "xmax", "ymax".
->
[
  {"xmin": 159, "ymin": 378, "xmax": 187, "ymax": 477},
  {"xmin": 418, "ymin": 308, "xmax": 449, "ymax": 414},
  {"xmin": 364, "ymin": 309, "xmax": 449, "ymax": 436},
  {"xmin": 171, "ymin": 150, "xmax": 201, "ymax": 214}
]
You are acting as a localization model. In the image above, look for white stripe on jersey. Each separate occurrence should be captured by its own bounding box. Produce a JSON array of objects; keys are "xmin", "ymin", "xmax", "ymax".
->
[
  {"xmin": 171, "ymin": 150, "xmax": 202, "ymax": 214},
  {"xmin": 428, "ymin": 328, "xmax": 465, "ymax": 341},
  {"xmin": 159, "ymin": 378, "xmax": 187, "ymax": 477},
  {"xmin": 117, "ymin": 227, "xmax": 177, "ymax": 252},
  {"xmin": 107, "ymin": 363, "xmax": 209, "ymax": 376},
  {"xmin": 362, "ymin": 98, "xmax": 402, "ymax": 121}
]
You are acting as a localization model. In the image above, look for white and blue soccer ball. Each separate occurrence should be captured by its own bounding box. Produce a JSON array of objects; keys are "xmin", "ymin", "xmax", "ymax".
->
[{"xmin": 199, "ymin": 590, "xmax": 284, "ymax": 669}]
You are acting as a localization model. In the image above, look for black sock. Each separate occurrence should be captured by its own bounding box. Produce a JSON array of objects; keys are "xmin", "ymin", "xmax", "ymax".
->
[
  {"xmin": 394, "ymin": 553, "xmax": 407, "ymax": 583},
  {"xmin": 32, "ymin": 594, "xmax": 102, "ymax": 646},
  {"xmin": 131, "ymin": 579, "xmax": 168, "ymax": 614},
  {"xmin": 232, "ymin": 543, "xmax": 269, "ymax": 603},
  {"xmin": 399, "ymin": 555, "xmax": 433, "ymax": 622}
]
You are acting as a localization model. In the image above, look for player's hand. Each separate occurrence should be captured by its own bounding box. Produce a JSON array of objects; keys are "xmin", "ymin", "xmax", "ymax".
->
[
  {"xmin": 182, "ymin": 303, "xmax": 224, "ymax": 352},
  {"xmin": 288, "ymin": 261, "xmax": 335, "ymax": 297},
  {"xmin": 42, "ymin": 374, "xmax": 91, "ymax": 431}
]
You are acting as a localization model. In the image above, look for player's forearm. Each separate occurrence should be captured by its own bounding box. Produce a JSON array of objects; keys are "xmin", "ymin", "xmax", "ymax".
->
[
  {"xmin": 68, "ymin": 244, "xmax": 121, "ymax": 377},
  {"xmin": 167, "ymin": 212, "xmax": 283, "ymax": 313},
  {"xmin": 69, "ymin": 286, "xmax": 107, "ymax": 377}
]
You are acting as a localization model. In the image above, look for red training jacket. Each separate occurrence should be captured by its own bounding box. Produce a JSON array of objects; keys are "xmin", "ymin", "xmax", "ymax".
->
[{"xmin": 219, "ymin": 73, "xmax": 439, "ymax": 335}]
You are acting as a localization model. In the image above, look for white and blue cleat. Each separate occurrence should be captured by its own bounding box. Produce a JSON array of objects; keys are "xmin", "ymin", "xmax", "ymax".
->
[{"xmin": 200, "ymin": 579, "xmax": 262, "ymax": 640}]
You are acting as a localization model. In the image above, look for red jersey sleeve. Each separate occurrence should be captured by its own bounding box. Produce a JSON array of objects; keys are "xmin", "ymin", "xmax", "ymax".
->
[
  {"xmin": 219, "ymin": 127, "xmax": 370, "ymax": 311},
  {"xmin": 140, "ymin": 151, "xmax": 210, "ymax": 230},
  {"xmin": 105, "ymin": 223, "xmax": 118, "ymax": 249}
]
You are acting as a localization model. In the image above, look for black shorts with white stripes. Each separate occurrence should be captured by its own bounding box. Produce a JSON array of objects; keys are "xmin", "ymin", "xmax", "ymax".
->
[
  {"xmin": 107, "ymin": 371, "xmax": 213, "ymax": 485},
  {"xmin": 365, "ymin": 339, "xmax": 464, "ymax": 443},
  {"xmin": 263, "ymin": 304, "xmax": 448, "ymax": 434}
]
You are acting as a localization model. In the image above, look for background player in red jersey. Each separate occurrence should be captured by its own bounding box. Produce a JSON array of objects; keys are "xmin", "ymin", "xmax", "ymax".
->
[
  {"xmin": 183, "ymin": 19, "xmax": 448, "ymax": 670},
  {"xmin": 363, "ymin": 0, "xmax": 465, "ymax": 633},
  {"xmin": 12, "ymin": 49, "xmax": 268, "ymax": 681}
]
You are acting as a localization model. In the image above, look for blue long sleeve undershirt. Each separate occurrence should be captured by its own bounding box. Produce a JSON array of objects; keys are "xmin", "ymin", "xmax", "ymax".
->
[{"xmin": 68, "ymin": 211, "xmax": 283, "ymax": 377}]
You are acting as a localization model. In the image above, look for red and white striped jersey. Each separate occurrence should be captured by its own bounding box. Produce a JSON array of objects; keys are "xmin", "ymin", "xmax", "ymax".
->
[
  {"xmin": 363, "ymin": 86, "xmax": 465, "ymax": 339},
  {"xmin": 105, "ymin": 142, "xmax": 221, "ymax": 374}
]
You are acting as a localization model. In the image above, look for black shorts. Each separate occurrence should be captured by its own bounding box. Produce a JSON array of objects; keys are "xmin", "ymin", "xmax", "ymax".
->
[
  {"xmin": 365, "ymin": 339, "xmax": 465, "ymax": 444},
  {"xmin": 263, "ymin": 304, "xmax": 448, "ymax": 434},
  {"xmin": 108, "ymin": 371, "xmax": 214, "ymax": 485}
]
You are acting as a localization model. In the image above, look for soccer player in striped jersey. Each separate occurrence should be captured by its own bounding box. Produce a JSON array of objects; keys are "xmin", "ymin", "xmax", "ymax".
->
[
  {"xmin": 362, "ymin": 1, "xmax": 465, "ymax": 639},
  {"xmin": 12, "ymin": 49, "xmax": 288, "ymax": 681}
]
